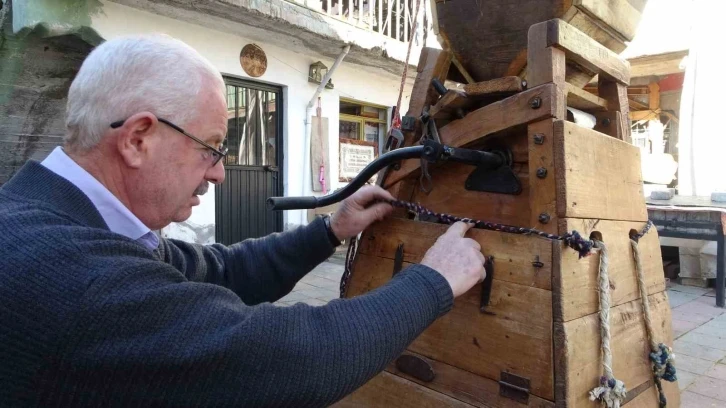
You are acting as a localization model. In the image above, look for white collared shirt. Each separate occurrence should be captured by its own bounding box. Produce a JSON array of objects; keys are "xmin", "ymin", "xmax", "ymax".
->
[{"xmin": 41, "ymin": 147, "xmax": 159, "ymax": 250}]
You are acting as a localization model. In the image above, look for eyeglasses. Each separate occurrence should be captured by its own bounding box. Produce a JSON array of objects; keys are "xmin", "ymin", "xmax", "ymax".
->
[{"xmin": 110, "ymin": 117, "xmax": 227, "ymax": 167}]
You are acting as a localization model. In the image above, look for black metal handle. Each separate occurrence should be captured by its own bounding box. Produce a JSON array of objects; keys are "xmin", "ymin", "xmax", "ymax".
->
[
  {"xmin": 267, "ymin": 141, "xmax": 507, "ymax": 211},
  {"xmin": 267, "ymin": 146, "xmax": 426, "ymax": 210}
]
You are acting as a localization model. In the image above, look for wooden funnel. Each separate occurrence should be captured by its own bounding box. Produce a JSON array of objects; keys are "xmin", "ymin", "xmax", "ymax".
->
[{"xmin": 434, "ymin": 0, "xmax": 648, "ymax": 86}]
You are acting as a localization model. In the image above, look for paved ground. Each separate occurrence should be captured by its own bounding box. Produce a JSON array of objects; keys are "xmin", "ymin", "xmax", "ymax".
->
[
  {"xmin": 276, "ymin": 257, "xmax": 726, "ymax": 406},
  {"xmin": 275, "ymin": 253, "xmax": 345, "ymax": 307}
]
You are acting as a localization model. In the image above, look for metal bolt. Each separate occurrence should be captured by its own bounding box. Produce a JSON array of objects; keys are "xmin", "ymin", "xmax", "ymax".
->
[
  {"xmin": 538, "ymin": 213, "xmax": 551, "ymax": 224},
  {"xmin": 536, "ymin": 167, "xmax": 548, "ymax": 179},
  {"xmin": 601, "ymin": 118, "xmax": 611, "ymax": 126},
  {"xmin": 393, "ymin": 163, "xmax": 401, "ymax": 171},
  {"xmin": 530, "ymin": 97, "xmax": 542, "ymax": 109},
  {"xmin": 533, "ymin": 133, "xmax": 545, "ymax": 145}
]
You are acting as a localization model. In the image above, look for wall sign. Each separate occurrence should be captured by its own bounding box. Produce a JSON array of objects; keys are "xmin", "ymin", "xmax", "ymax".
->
[
  {"xmin": 340, "ymin": 141, "xmax": 376, "ymax": 182},
  {"xmin": 240, "ymin": 44, "xmax": 267, "ymax": 78}
]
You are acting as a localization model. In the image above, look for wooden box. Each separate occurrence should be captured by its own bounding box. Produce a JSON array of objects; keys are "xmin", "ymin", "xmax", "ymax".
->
[{"xmin": 333, "ymin": 17, "xmax": 678, "ymax": 408}]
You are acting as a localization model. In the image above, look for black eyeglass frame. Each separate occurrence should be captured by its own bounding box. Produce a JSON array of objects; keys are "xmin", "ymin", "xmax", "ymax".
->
[{"xmin": 110, "ymin": 117, "xmax": 228, "ymax": 166}]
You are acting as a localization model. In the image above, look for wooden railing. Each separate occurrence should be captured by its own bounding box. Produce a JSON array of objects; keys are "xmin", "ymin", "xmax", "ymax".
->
[{"xmin": 288, "ymin": 0, "xmax": 424, "ymax": 43}]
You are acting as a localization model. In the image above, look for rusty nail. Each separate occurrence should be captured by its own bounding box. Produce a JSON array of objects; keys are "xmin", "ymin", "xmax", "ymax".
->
[
  {"xmin": 536, "ymin": 167, "xmax": 547, "ymax": 179},
  {"xmin": 538, "ymin": 213, "xmax": 551, "ymax": 224},
  {"xmin": 530, "ymin": 97, "xmax": 542, "ymax": 109},
  {"xmin": 533, "ymin": 133, "xmax": 545, "ymax": 145}
]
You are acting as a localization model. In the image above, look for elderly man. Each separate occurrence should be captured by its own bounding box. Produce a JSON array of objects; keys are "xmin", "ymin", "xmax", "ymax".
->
[{"xmin": 0, "ymin": 35, "xmax": 486, "ymax": 407}]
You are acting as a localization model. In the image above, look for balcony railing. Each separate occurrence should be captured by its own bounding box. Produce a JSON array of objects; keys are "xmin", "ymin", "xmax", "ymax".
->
[{"xmin": 289, "ymin": 0, "xmax": 424, "ymax": 43}]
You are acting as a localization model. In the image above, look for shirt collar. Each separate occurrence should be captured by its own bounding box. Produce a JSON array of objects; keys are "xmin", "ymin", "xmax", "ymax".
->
[{"xmin": 40, "ymin": 147, "xmax": 159, "ymax": 250}]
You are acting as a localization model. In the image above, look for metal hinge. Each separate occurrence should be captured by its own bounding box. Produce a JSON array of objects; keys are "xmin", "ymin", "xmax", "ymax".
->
[{"xmin": 499, "ymin": 372, "xmax": 530, "ymax": 404}]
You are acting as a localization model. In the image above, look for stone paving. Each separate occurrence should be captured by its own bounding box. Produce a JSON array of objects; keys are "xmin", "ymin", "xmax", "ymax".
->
[{"xmin": 277, "ymin": 257, "xmax": 726, "ymax": 406}]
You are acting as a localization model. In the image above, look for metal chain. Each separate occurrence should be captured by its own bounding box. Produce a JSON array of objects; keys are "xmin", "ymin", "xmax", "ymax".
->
[{"xmin": 340, "ymin": 200, "xmax": 654, "ymax": 297}]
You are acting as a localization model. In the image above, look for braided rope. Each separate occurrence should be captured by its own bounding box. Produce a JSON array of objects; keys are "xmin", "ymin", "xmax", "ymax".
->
[
  {"xmin": 631, "ymin": 238, "xmax": 677, "ymax": 407},
  {"xmin": 589, "ymin": 241, "xmax": 627, "ymax": 408}
]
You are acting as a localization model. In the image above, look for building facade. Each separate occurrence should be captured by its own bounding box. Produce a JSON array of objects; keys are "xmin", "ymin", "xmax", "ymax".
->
[{"xmin": 1, "ymin": 0, "xmax": 438, "ymax": 244}]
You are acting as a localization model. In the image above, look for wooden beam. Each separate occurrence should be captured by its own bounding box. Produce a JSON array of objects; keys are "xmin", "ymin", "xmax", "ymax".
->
[
  {"xmin": 537, "ymin": 19, "xmax": 630, "ymax": 85},
  {"xmin": 629, "ymin": 50, "xmax": 688, "ymax": 78},
  {"xmin": 648, "ymin": 81, "xmax": 660, "ymax": 110},
  {"xmin": 630, "ymin": 109, "xmax": 661, "ymax": 122},
  {"xmin": 429, "ymin": 77, "xmax": 525, "ymax": 119},
  {"xmin": 565, "ymin": 83, "xmax": 608, "ymax": 111},
  {"xmin": 574, "ymin": 0, "xmax": 642, "ymax": 42},
  {"xmin": 384, "ymin": 83, "xmax": 564, "ymax": 188},
  {"xmin": 428, "ymin": 90, "xmax": 468, "ymax": 120},
  {"xmin": 404, "ymin": 48, "xmax": 453, "ymax": 146},
  {"xmin": 464, "ymin": 76, "xmax": 524, "ymax": 96},
  {"xmin": 598, "ymin": 77, "xmax": 631, "ymax": 142}
]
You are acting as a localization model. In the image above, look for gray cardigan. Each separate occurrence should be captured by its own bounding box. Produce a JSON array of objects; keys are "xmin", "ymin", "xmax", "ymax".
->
[{"xmin": 0, "ymin": 161, "xmax": 453, "ymax": 407}]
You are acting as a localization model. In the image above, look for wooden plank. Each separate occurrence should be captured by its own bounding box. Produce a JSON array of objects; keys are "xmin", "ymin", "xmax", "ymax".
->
[
  {"xmin": 385, "ymin": 84, "xmax": 564, "ymax": 188},
  {"xmin": 554, "ymin": 218, "xmax": 666, "ymax": 322},
  {"xmin": 555, "ymin": 292, "xmax": 676, "ymax": 407},
  {"xmin": 346, "ymin": 253, "xmax": 555, "ymax": 401},
  {"xmin": 598, "ymin": 77, "xmax": 631, "ymax": 142},
  {"xmin": 356, "ymin": 217, "xmax": 553, "ymax": 290},
  {"xmin": 528, "ymin": 120, "xmax": 558, "ymax": 234},
  {"xmin": 539, "ymin": 19, "xmax": 630, "ymax": 85},
  {"xmin": 554, "ymin": 121, "xmax": 646, "ymax": 222},
  {"xmin": 574, "ymin": 0, "xmax": 643, "ymax": 42},
  {"xmin": 332, "ymin": 371, "xmax": 474, "ymax": 408},
  {"xmin": 565, "ymin": 83, "xmax": 608, "ymax": 111},
  {"xmin": 386, "ymin": 351, "xmax": 555, "ymax": 408}
]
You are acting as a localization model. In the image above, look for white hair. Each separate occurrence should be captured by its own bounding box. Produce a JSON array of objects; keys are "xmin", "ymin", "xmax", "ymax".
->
[{"xmin": 65, "ymin": 34, "xmax": 226, "ymax": 150}]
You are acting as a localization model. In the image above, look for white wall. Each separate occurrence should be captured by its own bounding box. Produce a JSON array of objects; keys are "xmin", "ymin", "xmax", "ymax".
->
[{"xmin": 91, "ymin": 1, "xmax": 413, "ymax": 241}]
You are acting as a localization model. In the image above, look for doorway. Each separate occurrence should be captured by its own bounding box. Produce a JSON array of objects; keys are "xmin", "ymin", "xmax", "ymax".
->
[{"xmin": 215, "ymin": 77, "xmax": 283, "ymax": 244}]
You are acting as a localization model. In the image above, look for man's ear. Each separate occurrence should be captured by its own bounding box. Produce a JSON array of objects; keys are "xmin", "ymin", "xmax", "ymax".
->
[{"xmin": 115, "ymin": 112, "xmax": 158, "ymax": 168}]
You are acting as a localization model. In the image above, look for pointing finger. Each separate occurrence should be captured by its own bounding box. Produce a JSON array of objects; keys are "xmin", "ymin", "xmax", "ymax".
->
[{"xmin": 447, "ymin": 221, "xmax": 474, "ymax": 237}]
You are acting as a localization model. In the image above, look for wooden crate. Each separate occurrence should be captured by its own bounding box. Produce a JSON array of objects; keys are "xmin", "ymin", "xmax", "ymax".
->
[{"xmin": 334, "ymin": 18, "xmax": 678, "ymax": 408}]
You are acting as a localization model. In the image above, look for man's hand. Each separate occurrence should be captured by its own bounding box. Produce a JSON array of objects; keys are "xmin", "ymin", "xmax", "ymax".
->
[
  {"xmin": 421, "ymin": 222, "xmax": 487, "ymax": 297},
  {"xmin": 329, "ymin": 185, "xmax": 395, "ymax": 241}
]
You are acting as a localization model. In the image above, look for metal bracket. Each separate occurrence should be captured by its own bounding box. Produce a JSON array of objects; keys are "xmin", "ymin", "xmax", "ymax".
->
[
  {"xmin": 499, "ymin": 372, "xmax": 530, "ymax": 404},
  {"xmin": 465, "ymin": 149, "xmax": 522, "ymax": 195},
  {"xmin": 480, "ymin": 256, "xmax": 494, "ymax": 313},
  {"xmin": 396, "ymin": 355, "xmax": 436, "ymax": 382},
  {"xmin": 392, "ymin": 243, "xmax": 404, "ymax": 277}
]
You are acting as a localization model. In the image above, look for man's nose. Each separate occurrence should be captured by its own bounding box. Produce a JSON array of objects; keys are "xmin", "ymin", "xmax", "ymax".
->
[{"xmin": 206, "ymin": 161, "xmax": 226, "ymax": 185}]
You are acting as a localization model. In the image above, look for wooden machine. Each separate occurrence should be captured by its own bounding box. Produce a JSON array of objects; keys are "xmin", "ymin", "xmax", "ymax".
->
[{"xmin": 270, "ymin": 1, "xmax": 681, "ymax": 406}]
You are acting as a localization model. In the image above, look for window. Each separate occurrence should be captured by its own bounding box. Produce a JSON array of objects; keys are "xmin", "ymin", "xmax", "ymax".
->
[
  {"xmin": 224, "ymin": 83, "xmax": 278, "ymax": 166},
  {"xmin": 339, "ymin": 99, "xmax": 387, "ymax": 148},
  {"xmin": 338, "ymin": 99, "xmax": 389, "ymax": 183}
]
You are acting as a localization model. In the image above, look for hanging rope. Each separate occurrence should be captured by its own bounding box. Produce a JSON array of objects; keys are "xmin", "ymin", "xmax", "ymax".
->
[
  {"xmin": 631, "ymin": 236, "xmax": 677, "ymax": 408},
  {"xmin": 391, "ymin": 0, "xmax": 424, "ymax": 132},
  {"xmin": 589, "ymin": 240, "xmax": 627, "ymax": 408}
]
